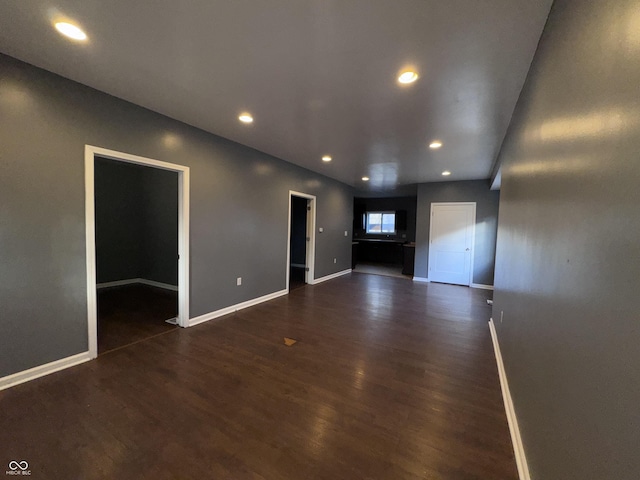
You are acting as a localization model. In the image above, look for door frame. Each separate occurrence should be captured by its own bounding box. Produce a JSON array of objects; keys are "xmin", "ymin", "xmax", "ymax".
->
[
  {"xmin": 427, "ymin": 202, "xmax": 476, "ymax": 286},
  {"xmin": 286, "ymin": 191, "xmax": 316, "ymax": 290},
  {"xmin": 85, "ymin": 145, "xmax": 190, "ymax": 359}
]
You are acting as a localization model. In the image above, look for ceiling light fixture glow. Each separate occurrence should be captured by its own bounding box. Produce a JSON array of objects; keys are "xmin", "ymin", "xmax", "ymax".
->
[
  {"xmin": 429, "ymin": 141, "xmax": 443, "ymax": 149},
  {"xmin": 362, "ymin": 176, "xmax": 370, "ymax": 181},
  {"xmin": 322, "ymin": 155, "xmax": 332, "ymax": 162},
  {"xmin": 398, "ymin": 71, "xmax": 419, "ymax": 84},
  {"xmin": 238, "ymin": 113, "xmax": 254, "ymax": 124},
  {"xmin": 442, "ymin": 171, "xmax": 451, "ymax": 176},
  {"xmin": 54, "ymin": 22, "xmax": 87, "ymax": 41}
]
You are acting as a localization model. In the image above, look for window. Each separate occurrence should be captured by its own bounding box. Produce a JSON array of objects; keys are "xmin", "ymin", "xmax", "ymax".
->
[{"xmin": 365, "ymin": 211, "xmax": 396, "ymax": 234}]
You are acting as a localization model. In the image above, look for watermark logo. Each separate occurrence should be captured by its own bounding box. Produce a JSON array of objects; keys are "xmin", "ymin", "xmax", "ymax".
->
[{"xmin": 6, "ymin": 461, "xmax": 30, "ymax": 476}]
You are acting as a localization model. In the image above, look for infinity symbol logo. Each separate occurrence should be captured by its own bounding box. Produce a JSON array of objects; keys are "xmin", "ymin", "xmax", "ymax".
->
[{"xmin": 8, "ymin": 461, "xmax": 28, "ymax": 470}]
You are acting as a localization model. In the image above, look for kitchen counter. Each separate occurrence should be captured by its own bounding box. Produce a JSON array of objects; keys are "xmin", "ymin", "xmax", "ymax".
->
[{"xmin": 354, "ymin": 238, "xmax": 405, "ymax": 244}]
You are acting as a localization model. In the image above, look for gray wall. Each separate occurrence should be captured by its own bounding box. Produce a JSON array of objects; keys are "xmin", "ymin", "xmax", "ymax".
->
[
  {"xmin": 492, "ymin": 0, "xmax": 640, "ymax": 478},
  {"xmin": 0, "ymin": 54, "xmax": 353, "ymax": 378},
  {"xmin": 140, "ymin": 165, "xmax": 179, "ymax": 285},
  {"xmin": 95, "ymin": 158, "xmax": 178, "ymax": 286},
  {"xmin": 414, "ymin": 180, "xmax": 499, "ymax": 285},
  {"xmin": 95, "ymin": 158, "xmax": 145, "ymax": 282}
]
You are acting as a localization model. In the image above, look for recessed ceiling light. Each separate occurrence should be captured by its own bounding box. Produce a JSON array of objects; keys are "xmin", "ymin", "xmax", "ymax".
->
[
  {"xmin": 238, "ymin": 113, "xmax": 253, "ymax": 124},
  {"xmin": 442, "ymin": 171, "xmax": 451, "ymax": 176},
  {"xmin": 430, "ymin": 141, "xmax": 443, "ymax": 149},
  {"xmin": 54, "ymin": 22, "xmax": 87, "ymax": 41},
  {"xmin": 322, "ymin": 155, "xmax": 332, "ymax": 162},
  {"xmin": 398, "ymin": 71, "xmax": 419, "ymax": 84},
  {"xmin": 362, "ymin": 176, "xmax": 370, "ymax": 181}
]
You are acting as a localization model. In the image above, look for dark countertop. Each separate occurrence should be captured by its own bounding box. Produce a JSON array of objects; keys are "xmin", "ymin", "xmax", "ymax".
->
[{"xmin": 354, "ymin": 238, "xmax": 406, "ymax": 244}]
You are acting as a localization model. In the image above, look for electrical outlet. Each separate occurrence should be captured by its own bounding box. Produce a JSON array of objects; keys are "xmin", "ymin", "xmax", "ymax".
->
[
  {"xmin": 500, "ymin": 310, "xmax": 504, "ymax": 323},
  {"xmin": 333, "ymin": 258, "xmax": 337, "ymax": 264},
  {"xmin": 319, "ymin": 227, "xmax": 324, "ymax": 233},
  {"xmin": 237, "ymin": 277, "xmax": 242, "ymax": 286}
]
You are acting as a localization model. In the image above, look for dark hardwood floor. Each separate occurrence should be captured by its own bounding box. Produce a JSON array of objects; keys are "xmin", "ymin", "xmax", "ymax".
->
[
  {"xmin": 0, "ymin": 274, "xmax": 516, "ymax": 479},
  {"xmin": 289, "ymin": 266, "xmax": 306, "ymax": 291},
  {"xmin": 97, "ymin": 284, "xmax": 178, "ymax": 354}
]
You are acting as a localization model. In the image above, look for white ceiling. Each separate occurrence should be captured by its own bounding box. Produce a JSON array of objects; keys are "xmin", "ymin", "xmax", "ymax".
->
[{"xmin": 0, "ymin": 0, "xmax": 553, "ymax": 190}]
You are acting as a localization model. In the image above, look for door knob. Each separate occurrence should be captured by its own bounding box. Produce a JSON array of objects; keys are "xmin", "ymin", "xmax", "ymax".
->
[{"xmin": 465, "ymin": 248, "xmax": 470, "ymax": 251}]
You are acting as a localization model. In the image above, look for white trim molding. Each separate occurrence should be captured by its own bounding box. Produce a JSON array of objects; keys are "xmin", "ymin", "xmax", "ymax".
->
[
  {"xmin": 471, "ymin": 283, "xmax": 494, "ymax": 290},
  {"xmin": 286, "ymin": 191, "xmax": 317, "ymax": 290},
  {"xmin": 85, "ymin": 145, "xmax": 191, "ymax": 362},
  {"xmin": 412, "ymin": 276, "xmax": 430, "ymax": 283},
  {"xmin": 97, "ymin": 278, "xmax": 179, "ymax": 292},
  {"xmin": 0, "ymin": 352, "xmax": 91, "ymax": 391},
  {"xmin": 309, "ymin": 269, "xmax": 351, "ymax": 285},
  {"xmin": 96, "ymin": 279, "xmax": 139, "ymax": 289},
  {"xmin": 189, "ymin": 289, "xmax": 288, "ymax": 327},
  {"xmin": 139, "ymin": 279, "xmax": 179, "ymax": 291},
  {"xmin": 489, "ymin": 319, "xmax": 531, "ymax": 480}
]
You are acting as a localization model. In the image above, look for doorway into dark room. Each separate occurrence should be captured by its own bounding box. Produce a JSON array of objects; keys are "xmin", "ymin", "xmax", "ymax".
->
[
  {"xmin": 94, "ymin": 157, "xmax": 179, "ymax": 354},
  {"xmin": 289, "ymin": 195, "xmax": 309, "ymax": 290}
]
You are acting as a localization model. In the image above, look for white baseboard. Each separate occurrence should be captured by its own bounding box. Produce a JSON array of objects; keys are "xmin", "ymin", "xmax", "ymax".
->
[
  {"xmin": 96, "ymin": 278, "xmax": 139, "ymax": 289},
  {"xmin": 189, "ymin": 289, "xmax": 288, "ymax": 327},
  {"xmin": 489, "ymin": 319, "xmax": 531, "ymax": 480},
  {"xmin": 412, "ymin": 276, "xmax": 430, "ymax": 283},
  {"xmin": 97, "ymin": 278, "xmax": 178, "ymax": 291},
  {"xmin": 471, "ymin": 283, "xmax": 494, "ymax": 290},
  {"xmin": 0, "ymin": 351, "xmax": 92, "ymax": 391},
  {"xmin": 138, "ymin": 279, "xmax": 179, "ymax": 291},
  {"xmin": 309, "ymin": 269, "xmax": 351, "ymax": 285}
]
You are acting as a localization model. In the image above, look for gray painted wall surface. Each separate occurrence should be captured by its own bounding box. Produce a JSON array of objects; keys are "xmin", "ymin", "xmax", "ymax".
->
[
  {"xmin": 95, "ymin": 158, "xmax": 178, "ymax": 286},
  {"xmin": 140, "ymin": 165, "xmax": 179, "ymax": 285},
  {"xmin": 414, "ymin": 180, "xmax": 499, "ymax": 285},
  {"xmin": 492, "ymin": 1, "xmax": 640, "ymax": 478},
  {"xmin": 95, "ymin": 159, "xmax": 145, "ymax": 282},
  {"xmin": 0, "ymin": 54, "xmax": 353, "ymax": 378}
]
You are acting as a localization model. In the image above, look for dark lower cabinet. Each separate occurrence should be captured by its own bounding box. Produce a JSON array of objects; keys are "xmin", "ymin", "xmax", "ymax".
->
[
  {"xmin": 357, "ymin": 241, "xmax": 403, "ymax": 264},
  {"xmin": 352, "ymin": 242, "xmax": 359, "ymax": 269},
  {"xmin": 402, "ymin": 245, "xmax": 415, "ymax": 275},
  {"xmin": 353, "ymin": 240, "xmax": 414, "ymax": 274}
]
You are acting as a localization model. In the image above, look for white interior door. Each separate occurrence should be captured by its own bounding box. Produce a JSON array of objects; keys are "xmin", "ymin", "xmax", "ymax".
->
[{"xmin": 428, "ymin": 203, "xmax": 475, "ymax": 286}]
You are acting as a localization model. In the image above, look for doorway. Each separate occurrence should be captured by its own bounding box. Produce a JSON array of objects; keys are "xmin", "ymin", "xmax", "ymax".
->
[
  {"xmin": 428, "ymin": 202, "xmax": 476, "ymax": 286},
  {"xmin": 85, "ymin": 146, "xmax": 190, "ymax": 359},
  {"xmin": 286, "ymin": 191, "xmax": 316, "ymax": 291}
]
